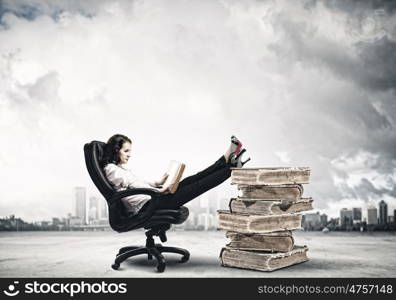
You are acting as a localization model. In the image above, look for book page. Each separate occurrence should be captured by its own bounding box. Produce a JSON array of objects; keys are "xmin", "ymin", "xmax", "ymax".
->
[{"xmin": 163, "ymin": 160, "xmax": 185, "ymax": 193}]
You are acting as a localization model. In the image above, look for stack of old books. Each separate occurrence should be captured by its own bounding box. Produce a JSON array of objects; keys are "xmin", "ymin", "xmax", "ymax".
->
[{"xmin": 217, "ymin": 167, "xmax": 313, "ymax": 272}]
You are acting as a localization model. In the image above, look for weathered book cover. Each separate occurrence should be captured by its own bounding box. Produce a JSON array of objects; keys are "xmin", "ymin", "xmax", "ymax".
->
[
  {"xmin": 220, "ymin": 246, "xmax": 309, "ymax": 272},
  {"xmin": 231, "ymin": 167, "xmax": 310, "ymax": 185},
  {"xmin": 238, "ymin": 184, "xmax": 304, "ymax": 201},
  {"xmin": 217, "ymin": 210, "xmax": 302, "ymax": 233},
  {"xmin": 225, "ymin": 231, "xmax": 294, "ymax": 252},
  {"xmin": 229, "ymin": 197, "xmax": 313, "ymax": 215}
]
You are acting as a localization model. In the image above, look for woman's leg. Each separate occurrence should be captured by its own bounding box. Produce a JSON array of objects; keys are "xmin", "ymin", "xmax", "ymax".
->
[
  {"xmin": 177, "ymin": 135, "xmax": 242, "ymax": 189},
  {"xmin": 177, "ymin": 155, "xmax": 228, "ymax": 189},
  {"xmin": 141, "ymin": 136, "xmax": 244, "ymax": 211},
  {"xmin": 152, "ymin": 165, "xmax": 231, "ymax": 209}
]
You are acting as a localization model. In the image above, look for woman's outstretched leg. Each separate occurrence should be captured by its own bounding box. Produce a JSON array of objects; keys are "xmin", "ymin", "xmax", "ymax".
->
[
  {"xmin": 146, "ymin": 136, "xmax": 247, "ymax": 211},
  {"xmin": 154, "ymin": 166, "xmax": 231, "ymax": 209},
  {"xmin": 177, "ymin": 156, "xmax": 227, "ymax": 189},
  {"xmin": 177, "ymin": 136, "xmax": 242, "ymax": 189}
]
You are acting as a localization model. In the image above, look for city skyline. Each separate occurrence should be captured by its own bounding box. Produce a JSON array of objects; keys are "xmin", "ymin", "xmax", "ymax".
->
[
  {"xmin": 2, "ymin": 182, "xmax": 395, "ymax": 232},
  {"xmin": 2, "ymin": 185, "xmax": 396, "ymax": 231},
  {"xmin": 302, "ymin": 199, "xmax": 396, "ymax": 231},
  {"xmin": 3, "ymin": 197, "xmax": 395, "ymax": 231}
]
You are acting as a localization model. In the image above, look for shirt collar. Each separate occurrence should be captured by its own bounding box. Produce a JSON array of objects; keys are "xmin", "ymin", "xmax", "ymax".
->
[{"xmin": 117, "ymin": 163, "xmax": 130, "ymax": 170}]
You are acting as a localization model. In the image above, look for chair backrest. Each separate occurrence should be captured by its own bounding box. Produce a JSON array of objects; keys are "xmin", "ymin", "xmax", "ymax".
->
[
  {"xmin": 83, "ymin": 140, "xmax": 188, "ymax": 233},
  {"xmin": 84, "ymin": 140, "xmax": 154, "ymax": 232},
  {"xmin": 83, "ymin": 141, "xmax": 115, "ymax": 200}
]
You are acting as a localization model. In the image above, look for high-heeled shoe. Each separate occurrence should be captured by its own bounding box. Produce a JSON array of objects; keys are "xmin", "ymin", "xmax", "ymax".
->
[
  {"xmin": 231, "ymin": 135, "xmax": 243, "ymax": 156},
  {"xmin": 230, "ymin": 148, "xmax": 251, "ymax": 168}
]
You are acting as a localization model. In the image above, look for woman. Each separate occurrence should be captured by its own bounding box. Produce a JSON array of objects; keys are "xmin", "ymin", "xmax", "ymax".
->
[{"xmin": 101, "ymin": 134, "xmax": 250, "ymax": 215}]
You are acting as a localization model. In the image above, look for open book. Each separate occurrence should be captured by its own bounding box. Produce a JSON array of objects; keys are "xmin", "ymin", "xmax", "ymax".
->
[{"xmin": 162, "ymin": 160, "xmax": 186, "ymax": 194}]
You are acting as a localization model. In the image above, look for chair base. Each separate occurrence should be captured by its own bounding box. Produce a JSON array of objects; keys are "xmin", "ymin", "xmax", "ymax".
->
[{"xmin": 112, "ymin": 243, "xmax": 190, "ymax": 273}]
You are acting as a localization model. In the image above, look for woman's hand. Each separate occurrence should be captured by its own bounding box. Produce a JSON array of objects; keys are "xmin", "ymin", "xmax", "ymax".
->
[
  {"xmin": 155, "ymin": 173, "xmax": 169, "ymax": 187},
  {"xmin": 156, "ymin": 186, "xmax": 170, "ymax": 194}
]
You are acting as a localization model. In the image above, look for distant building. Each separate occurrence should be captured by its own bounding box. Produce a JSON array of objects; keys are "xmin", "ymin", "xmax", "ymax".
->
[
  {"xmin": 89, "ymin": 196, "xmax": 100, "ymax": 223},
  {"xmin": 303, "ymin": 212, "xmax": 321, "ymax": 230},
  {"xmin": 394, "ymin": 210, "xmax": 396, "ymax": 224},
  {"xmin": 352, "ymin": 208, "xmax": 362, "ymax": 222},
  {"xmin": 208, "ymin": 190, "xmax": 218, "ymax": 215},
  {"xmin": 327, "ymin": 218, "xmax": 339, "ymax": 229},
  {"xmin": 75, "ymin": 187, "xmax": 87, "ymax": 225},
  {"xmin": 184, "ymin": 211, "xmax": 196, "ymax": 230},
  {"xmin": 52, "ymin": 218, "xmax": 62, "ymax": 226},
  {"xmin": 100, "ymin": 200, "xmax": 108, "ymax": 219},
  {"xmin": 69, "ymin": 216, "xmax": 83, "ymax": 226},
  {"xmin": 388, "ymin": 216, "xmax": 394, "ymax": 224},
  {"xmin": 340, "ymin": 208, "xmax": 353, "ymax": 228},
  {"xmin": 208, "ymin": 214, "xmax": 216, "ymax": 230},
  {"xmin": 379, "ymin": 200, "xmax": 388, "ymax": 225},
  {"xmin": 320, "ymin": 214, "xmax": 328, "ymax": 227},
  {"xmin": 197, "ymin": 212, "xmax": 215, "ymax": 231},
  {"xmin": 40, "ymin": 221, "xmax": 50, "ymax": 227},
  {"xmin": 367, "ymin": 207, "xmax": 378, "ymax": 225},
  {"xmin": 196, "ymin": 213, "xmax": 206, "ymax": 230}
]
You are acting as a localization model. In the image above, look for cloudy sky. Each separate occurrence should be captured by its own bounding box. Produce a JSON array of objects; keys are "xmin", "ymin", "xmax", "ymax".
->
[{"xmin": 0, "ymin": 0, "xmax": 395, "ymax": 222}]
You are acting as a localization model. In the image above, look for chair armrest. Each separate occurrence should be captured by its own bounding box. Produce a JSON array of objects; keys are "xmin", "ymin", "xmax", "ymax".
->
[
  {"xmin": 146, "ymin": 215, "xmax": 177, "ymax": 224},
  {"xmin": 152, "ymin": 209, "xmax": 185, "ymax": 216},
  {"xmin": 109, "ymin": 188, "xmax": 160, "ymax": 206},
  {"xmin": 149, "ymin": 207, "xmax": 190, "ymax": 224}
]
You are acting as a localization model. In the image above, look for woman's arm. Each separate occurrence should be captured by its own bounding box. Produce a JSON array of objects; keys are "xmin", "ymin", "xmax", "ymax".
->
[
  {"xmin": 105, "ymin": 165, "xmax": 169, "ymax": 193},
  {"xmin": 150, "ymin": 173, "xmax": 169, "ymax": 187},
  {"xmin": 105, "ymin": 165, "xmax": 154, "ymax": 189}
]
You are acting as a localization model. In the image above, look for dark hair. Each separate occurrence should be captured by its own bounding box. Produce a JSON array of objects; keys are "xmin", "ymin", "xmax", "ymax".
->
[{"xmin": 101, "ymin": 134, "xmax": 132, "ymax": 167}]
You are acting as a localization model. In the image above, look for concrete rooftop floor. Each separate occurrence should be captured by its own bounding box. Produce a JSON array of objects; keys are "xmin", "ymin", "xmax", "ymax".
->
[{"xmin": 1, "ymin": 230, "xmax": 395, "ymax": 277}]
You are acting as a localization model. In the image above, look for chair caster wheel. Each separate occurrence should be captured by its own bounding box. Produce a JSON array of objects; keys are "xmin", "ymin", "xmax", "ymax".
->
[
  {"xmin": 111, "ymin": 263, "xmax": 120, "ymax": 270},
  {"xmin": 157, "ymin": 263, "xmax": 166, "ymax": 273},
  {"xmin": 180, "ymin": 254, "xmax": 189, "ymax": 263}
]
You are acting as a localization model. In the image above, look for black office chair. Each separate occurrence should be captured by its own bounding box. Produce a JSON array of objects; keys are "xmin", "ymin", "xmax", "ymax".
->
[{"xmin": 84, "ymin": 141, "xmax": 190, "ymax": 272}]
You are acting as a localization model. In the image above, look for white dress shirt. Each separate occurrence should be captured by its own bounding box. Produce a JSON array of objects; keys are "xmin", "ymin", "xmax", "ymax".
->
[{"xmin": 103, "ymin": 163, "xmax": 158, "ymax": 215}]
